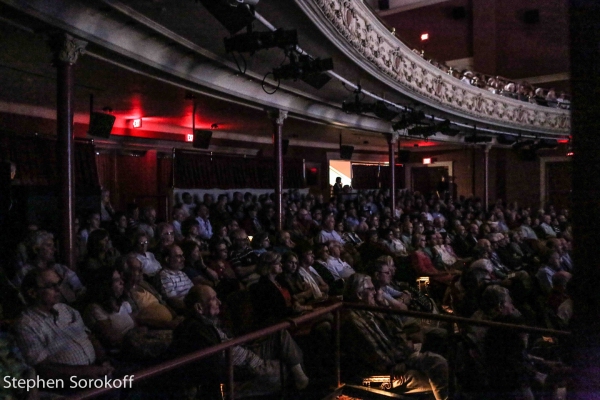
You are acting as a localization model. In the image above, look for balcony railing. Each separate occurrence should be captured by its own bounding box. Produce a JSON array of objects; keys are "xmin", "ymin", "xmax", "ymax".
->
[{"xmin": 65, "ymin": 301, "xmax": 570, "ymax": 400}]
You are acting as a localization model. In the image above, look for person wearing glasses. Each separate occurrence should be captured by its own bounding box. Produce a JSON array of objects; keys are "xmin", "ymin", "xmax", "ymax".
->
[
  {"xmin": 15, "ymin": 269, "xmax": 114, "ymax": 388},
  {"xmin": 341, "ymin": 273, "xmax": 449, "ymax": 400},
  {"xmin": 229, "ymin": 229, "xmax": 260, "ymax": 287},
  {"xmin": 159, "ymin": 245, "xmax": 193, "ymax": 311},
  {"xmin": 152, "ymin": 222, "xmax": 176, "ymax": 265},
  {"xmin": 133, "ymin": 232, "xmax": 162, "ymax": 277}
]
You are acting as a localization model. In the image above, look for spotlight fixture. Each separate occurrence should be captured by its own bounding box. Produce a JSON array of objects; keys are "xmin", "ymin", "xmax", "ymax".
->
[
  {"xmin": 372, "ymin": 101, "xmax": 400, "ymax": 121},
  {"xmin": 224, "ymin": 28, "xmax": 298, "ymax": 53},
  {"xmin": 464, "ymin": 135, "xmax": 493, "ymax": 143},
  {"xmin": 496, "ymin": 134, "xmax": 517, "ymax": 145},
  {"xmin": 535, "ymin": 138, "xmax": 558, "ymax": 150},
  {"xmin": 196, "ymin": 0, "xmax": 256, "ymax": 35},
  {"xmin": 436, "ymin": 119, "xmax": 461, "ymax": 136},
  {"xmin": 273, "ymin": 53, "xmax": 333, "ymax": 86},
  {"xmin": 391, "ymin": 110, "xmax": 426, "ymax": 131}
]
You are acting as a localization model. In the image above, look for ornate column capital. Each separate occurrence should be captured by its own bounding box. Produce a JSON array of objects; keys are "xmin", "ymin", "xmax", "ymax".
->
[
  {"xmin": 49, "ymin": 32, "xmax": 87, "ymax": 65},
  {"xmin": 267, "ymin": 109, "xmax": 288, "ymax": 126}
]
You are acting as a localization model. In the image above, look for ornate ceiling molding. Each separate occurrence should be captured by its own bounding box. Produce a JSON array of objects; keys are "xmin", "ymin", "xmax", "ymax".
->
[{"xmin": 296, "ymin": 0, "xmax": 570, "ymax": 135}]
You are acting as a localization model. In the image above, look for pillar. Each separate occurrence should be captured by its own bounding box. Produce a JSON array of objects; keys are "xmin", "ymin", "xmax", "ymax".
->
[
  {"xmin": 569, "ymin": 0, "xmax": 600, "ymax": 396},
  {"xmin": 267, "ymin": 109, "xmax": 287, "ymax": 231},
  {"xmin": 50, "ymin": 33, "xmax": 87, "ymax": 269},
  {"xmin": 386, "ymin": 134, "xmax": 397, "ymax": 217},
  {"xmin": 483, "ymin": 144, "xmax": 490, "ymax": 210}
]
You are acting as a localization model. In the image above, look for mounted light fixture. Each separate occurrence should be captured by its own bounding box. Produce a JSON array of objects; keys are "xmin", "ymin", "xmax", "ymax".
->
[
  {"xmin": 273, "ymin": 53, "xmax": 333, "ymax": 88},
  {"xmin": 224, "ymin": 28, "xmax": 297, "ymax": 53},
  {"xmin": 132, "ymin": 118, "xmax": 142, "ymax": 128},
  {"xmin": 196, "ymin": 0, "xmax": 256, "ymax": 35}
]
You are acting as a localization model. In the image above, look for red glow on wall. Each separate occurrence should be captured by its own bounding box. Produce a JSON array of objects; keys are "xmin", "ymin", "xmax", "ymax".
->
[
  {"xmin": 309, "ymin": 168, "xmax": 317, "ymax": 173},
  {"xmin": 557, "ymin": 139, "xmax": 569, "ymax": 144},
  {"xmin": 132, "ymin": 118, "xmax": 142, "ymax": 128}
]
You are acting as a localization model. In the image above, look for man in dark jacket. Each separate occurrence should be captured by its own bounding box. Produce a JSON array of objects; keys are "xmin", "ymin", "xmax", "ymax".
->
[{"xmin": 170, "ymin": 285, "xmax": 308, "ymax": 399}]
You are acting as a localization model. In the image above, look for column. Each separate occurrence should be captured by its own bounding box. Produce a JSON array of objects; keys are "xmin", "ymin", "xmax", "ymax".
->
[
  {"xmin": 483, "ymin": 144, "xmax": 490, "ymax": 210},
  {"xmin": 386, "ymin": 134, "xmax": 397, "ymax": 217},
  {"xmin": 267, "ymin": 109, "xmax": 288, "ymax": 231},
  {"xmin": 569, "ymin": 0, "xmax": 600, "ymax": 396},
  {"xmin": 50, "ymin": 33, "xmax": 87, "ymax": 269}
]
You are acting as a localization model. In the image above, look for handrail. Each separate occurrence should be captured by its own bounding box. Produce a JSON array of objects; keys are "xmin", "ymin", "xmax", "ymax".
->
[
  {"xmin": 344, "ymin": 303, "xmax": 571, "ymax": 337},
  {"xmin": 66, "ymin": 302, "xmax": 343, "ymax": 400},
  {"xmin": 66, "ymin": 301, "xmax": 570, "ymax": 399}
]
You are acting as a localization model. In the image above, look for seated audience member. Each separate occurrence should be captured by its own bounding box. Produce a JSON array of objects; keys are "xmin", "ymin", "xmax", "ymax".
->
[
  {"xmin": 324, "ymin": 240, "xmax": 356, "ymax": 281},
  {"xmin": 371, "ymin": 259, "xmax": 410, "ymax": 310},
  {"xmin": 120, "ymin": 254, "xmax": 182, "ymax": 330},
  {"xmin": 279, "ymin": 251, "xmax": 319, "ymax": 305},
  {"xmin": 469, "ymin": 285, "xmax": 521, "ymax": 347},
  {"xmin": 492, "ymin": 232, "xmax": 524, "ymax": 271},
  {"xmin": 341, "ymin": 274, "xmax": 449, "ymax": 400},
  {"xmin": 229, "ymin": 229, "xmax": 260, "ymax": 287},
  {"xmin": 80, "ymin": 229, "xmax": 120, "ymax": 285},
  {"xmin": 109, "ymin": 211, "xmax": 132, "ymax": 255},
  {"xmin": 209, "ymin": 223, "xmax": 231, "ymax": 251},
  {"xmin": 126, "ymin": 203, "xmax": 140, "ymax": 232},
  {"xmin": 138, "ymin": 207, "xmax": 158, "ymax": 244},
  {"xmin": 79, "ymin": 211, "xmax": 101, "ymax": 248},
  {"xmin": 170, "ymin": 285, "xmax": 309, "ymax": 398},
  {"xmin": 272, "ymin": 230, "xmax": 296, "ymax": 254},
  {"xmin": 100, "ymin": 189, "xmax": 115, "ymax": 224},
  {"xmin": 208, "ymin": 240, "xmax": 238, "ymax": 281},
  {"xmin": 15, "ymin": 269, "xmax": 114, "ymax": 383},
  {"xmin": 241, "ymin": 205, "xmax": 263, "ymax": 236},
  {"xmin": 537, "ymin": 215, "xmax": 557, "ymax": 239},
  {"xmin": 179, "ymin": 191, "xmax": 196, "ymax": 217},
  {"xmin": 84, "ymin": 267, "xmax": 135, "ymax": 349},
  {"xmin": 547, "ymin": 271, "xmax": 571, "ymax": 316},
  {"xmin": 484, "ymin": 314, "xmax": 569, "ymax": 400},
  {"xmin": 410, "ymin": 234, "xmax": 455, "ymax": 286},
  {"xmin": 298, "ymin": 247, "xmax": 329, "ymax": 299},
  {"xmin": 251, "ymin": 252, "xmax": 311, "ymax": 327},
  {"xmin": 519, "ymin": 216, "xmax": 539, "ymax": 240},
  {"xmin": 195, "ymin": 204, "xmax": 213, "ymax": 240},
  {"xmin": 180, "ymin": 217, "xmax": 204, "ymax": 248},
  {"xmin": 170, "ymin": 205, "xmax": 186, "ymax": 242},
  {"xmin": 152, "ymin": 222, "xmax": 176, "ymax": 264},
  {"xmin": 379, "ymin": 228, "xmax": 408, "ymax": 257},
  {"xmin": 434, "ymin": 232, "xmax": 465, "ymax": 270},
  {"xmin": 536, "ymin": 250, "xmax": 562, "ymax": 295},
  {"xmin": 251, "ymin": 231, "xmax": 271, "ymax": 255},
  {"xmin": 342, "ymin": 219, "xmax": 364, "ymax": 247},
  {"xmin": 159, "ymin": 244, "xmax": 194, "ymax": 311},
  {"xmin": 317, "ymin": 213, "xmax": 345, "ymax": 244},
  {"xmin": 133, "ymin": 232, "xmax": 162, "ymax": 277},
  {"xmin": 180, "ymin": 240, "xmax": 219, "ymax": 286},
  {"xmin": 14, "ymin": 230, "xmax": 85, "ymax": 304}
]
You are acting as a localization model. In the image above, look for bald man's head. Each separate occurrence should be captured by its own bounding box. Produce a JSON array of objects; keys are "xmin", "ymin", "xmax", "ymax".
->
[{"xmin": 185, "ymin": 285, "xmax": 221, "ymax": 317}]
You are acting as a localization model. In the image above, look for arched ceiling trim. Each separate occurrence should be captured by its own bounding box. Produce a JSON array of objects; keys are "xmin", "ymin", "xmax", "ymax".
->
[{"xmin": 295, "ymin": 0, "xmax": 570, "ymax": 135}]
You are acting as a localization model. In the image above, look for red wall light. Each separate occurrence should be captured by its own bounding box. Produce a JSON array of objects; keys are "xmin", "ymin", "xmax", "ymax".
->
[
  {"xmin": 132, "ymin": 118, "xmax": 142, "ymax": 128},
  {"xmin": 420, "ymin": 33, "xmax": 429, "ymax": 41},
  {"xmin": 423, "ymin": 158, "xmax": 431, "ymax": 165}
]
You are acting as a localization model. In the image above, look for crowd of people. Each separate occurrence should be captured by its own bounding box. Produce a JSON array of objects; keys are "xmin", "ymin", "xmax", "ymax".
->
[
  {"xmin": 0, "ymin": 183, "xmax": 574, "ymax": 399},
  {"xmin": 413, "ymin": 49, "xmax": 571, "ymax": 109}
]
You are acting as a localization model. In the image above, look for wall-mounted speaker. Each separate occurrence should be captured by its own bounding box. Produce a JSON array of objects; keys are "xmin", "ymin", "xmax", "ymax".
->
[
  {"xmin": 88, "ymin": 112, "xmax": 116, "ymax": 138},
  {"xmin": 523, "ymin": 9, "xmax": 539, "ymax": 24},
  {"xmin": 193, "ymin": 130, "xmax": 213, "ymax": 149},
  {"xmin": 451, "ymin": 6, "xmax": 466, "ymax": 20},
  {"xmin": 397, "ymin": 150, "xmax": 411, "ymax": 163},
  {"xmin": 340, "ymin": 145, "xmax": 354, "ymax": 160},
  {"xmin": 282, "ymin": 139, "xmax": 289, "ymax": 156}
]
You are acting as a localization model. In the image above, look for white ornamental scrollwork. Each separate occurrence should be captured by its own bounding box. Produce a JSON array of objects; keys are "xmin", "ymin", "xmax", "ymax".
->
[{"xmin": 299, "ymin": 0, "xmax": 569, "ymax": 135}]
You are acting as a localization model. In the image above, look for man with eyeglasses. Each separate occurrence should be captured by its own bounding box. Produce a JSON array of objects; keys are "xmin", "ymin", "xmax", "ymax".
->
[
  {"xmin": 133, "ymin": 232, "xmax": 162, "ymax": 277},
  {"xmin": 229, "ymin": 229, "xmax": 260, "ymax": 287},
  {"xmin": 341, "ymin": 273, "xmax": 449, "ymax": 400},
  {"xmin": 159, "ymin": 244, "xmax": 194, "ymax": 311},
  {"xmin": 15, "ymin": 269, "xmax": 114, "ymax": 386}
]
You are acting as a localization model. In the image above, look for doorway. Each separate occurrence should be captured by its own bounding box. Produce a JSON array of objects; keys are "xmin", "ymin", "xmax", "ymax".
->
[{"xmin": 411, "ymin": 166, "xmax": 449, "ymax": 196}]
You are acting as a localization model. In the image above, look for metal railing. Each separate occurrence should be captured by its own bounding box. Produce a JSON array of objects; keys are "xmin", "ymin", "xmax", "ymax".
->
[{"xmin": 66, "ymin": 301, "xmax": 570, "ymax": 399}]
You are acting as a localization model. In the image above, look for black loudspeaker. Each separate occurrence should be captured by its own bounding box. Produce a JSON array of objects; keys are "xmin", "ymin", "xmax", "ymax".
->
[
  {"xmin": 397, "ymin": 150, "xmax": 411, "ymax": 163},
  {"xmin": 524, "ymin": 9, "xmax": 539, "ymax": 24},
  {"xmin": 88, "ymin": 112, "xmax": 116, "ymax": 138},
  {"xmin": 340, "ymin": 145, "xmax": 354, "ymax": 160},
  {"xmin": 378, "ymin": 0, "xmax": 390, "ymax": 10},
  {"xmin": 452, "ymin": 6, "xmax": 466, "ymax": 20},
  {"xmin": 193, "ymin": 130, "xmax": 213, "ymax": 149},
  {"xmin": 282, "ymin": 139, "xmax": 289, "ymax": 156}
]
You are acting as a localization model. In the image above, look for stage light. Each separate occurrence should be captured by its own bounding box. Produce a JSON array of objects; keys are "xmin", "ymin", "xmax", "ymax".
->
[
  {"xmin": 423, "ymin": 158, "xmax": 431, "ymax": 165},
  {"xmin": 464, "ymin": 135, "xmax": 493, "ymax": 143},
  {"xmin": 273, "ymin": 54, "xmax": 334, "ymax": 85},
  {"xmin": 496, "ymin": 134, "xmax": 517, "ymax": 145},
  {"xmin": 224, "ymin": 29, "xmax": 298, "ymax": 53},
  {"xmin": 373, "ymin": 101, "xmax": 400, "ymax": 121},
  {"xmin": 421, "ymin": 33, "xmax": 429, "ymax": 41},
  {"xmin": 392, "ymin": 110, "xmax": 426, "ymax": 131},
  {"xmin": 197, "ymin": 0, "xmax": 256, "ymax": 34}
]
